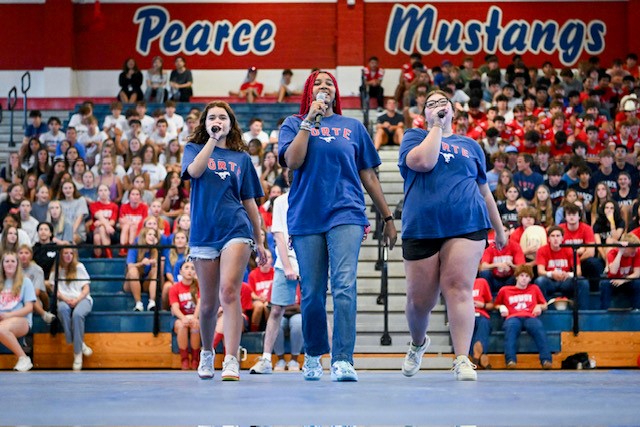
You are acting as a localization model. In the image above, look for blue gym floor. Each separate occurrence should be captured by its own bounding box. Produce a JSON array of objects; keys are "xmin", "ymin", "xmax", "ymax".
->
[{"xmin": 1, "ymin": 370, "xmax": 638, "ymax": 426}]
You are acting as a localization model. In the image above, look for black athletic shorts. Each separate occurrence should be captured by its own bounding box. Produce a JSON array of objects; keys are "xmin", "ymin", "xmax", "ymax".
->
[{"xmin": 402, "ymin": 229, "xmax": 489, "ymax": 261}]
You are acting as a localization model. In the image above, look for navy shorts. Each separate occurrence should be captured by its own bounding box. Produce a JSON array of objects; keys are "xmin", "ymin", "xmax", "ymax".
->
[{"xmin": 402, "ymin": 229, "xmax": 489, "ymax": 261}]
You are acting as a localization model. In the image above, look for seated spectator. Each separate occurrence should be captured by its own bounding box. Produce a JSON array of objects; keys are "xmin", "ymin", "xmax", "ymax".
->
[
  {"xmin": 0, "ymin": 152, "xmax": 26, "ymax": 193},
  {"xmin": 495, "ymin": 264, "xmax": 552, "ymax": 370},
  {"xmin": 545, "ymin": 165, "xmax": 567, "ymax": 208},
  {"xmin": 95, "ymin": 155, "xmax": 123, "ymax": 205},
  {"xmin": 23, "ymin": 110, "xmax": 49, "ymax": 146},
  {"xmin": 273, "ymin": 288, "xmax": 303, "ymax": 372},
  {"xmin": 117, "ymin": 58, "xmax": 143, "ymax": 103},
  {"xmin": 614, "ymin": 172, "xmax": 636, "ymax": 224},
  {"xmin": 146, "ymin": 199, "xmax": 171, "ymax": 238},
  {"xmin": 88, "ymin": 184, "xmax": 119, "ymax": 258},
  {"xmin": 555, "ymin": 188, "xmax": 585, "ymax": 225},
  {"xmin": 0, "ymin": 251, "xmax": 35, "ymax": 372},
  {"xmin": 531, "ymin": 185, "xmax": 554, "ymax": 228},
  {"xmin": 247, "ymin": 138, "xmax": 264, "ymax": 178},
  {"xmin": 362, "ymin": 56, "xmax": 385, "ymax": 110},
  {"xmin": 599, "ymin": 234, "xmax": 640, "ymax": 310},
  {"xmin": 242, "ymin": 118, "xmax": 270, "ymax": 147},
  {"xmin": 0, "ymin": 183, "xmax": 24, "ymax": 225},
  {"xmin": 32, "ymin": 222, "xmax": 59, "ymax": 283},
  {"xmin": 231, "ymin": 66, "xmax": 263, "ymax": 103},
  {"xmin": 498, "ymin": 185, "xmax": 520, "ymax": 229},
  {"xmin": 148, "ymin": 118, "xmax": 173, "ymax": 153},
  {"xmin": 169, "ymin": 56, "xmax": 193, "ymax": 102},
  {"xmin": 1, "ymin": 213, "xmax": 32, "ymax": 248},
  {"xmin": 50, "ymin": 247, "xmax": 93, "ymax": 371},
  {"xmin": 19, "ymin": 137, "xmax": 44, "ymax": 171},
  {"xmin": 57, "ymin": 179, "xmax": 89, "ymax": 244},
  {"xmin": 534, "ymin": 226, "xmax": 590, "ymax": 309},
  {"xmin": 39, "ymin": 117, "xmax": 65, "ymax": 155},
  {"xmin": 169, "ymin": 261, "xmax": 201, "ymax": 370},
  {"xmin": 509, "ymin": 207, "xmax": 545, "ymax": 264},
  {"xmin": 18, "ymin": 244, "xmax": 54, "ymax": 324},
  {"xmin": 118, "ymin": 188, "xmax": 149, "ymax": 254},
  {"xmin": 248, "ymin": 249, "xmax": 274, "ymax": 332},
  {"xmin": 479, "ymin": 224, "xmax": 525, "ymax": 294},
  {"xmin": 159, "ymin": 138, "xmax": 183, "ymax": 172},
  {"xmin": 46, "ymin": 200, "xmax": 73, "ymax": 245},
  {"xmin": 102, "ymin": 102, "xmax": 128, "ymax": 143},
  {"xmin": 140, "ymin": 144, "xmax": 167, "ymax": 190},
  {"xmin": 592, "ymin": 200, "xmax": 625, "ymax": 262},
  {"xmin": 161, "ymin": 230, "xmax": 189, "ymax": 310},
  {"xmin": 18, "ymin": 200, "xmax": 39, "ymax": 245},
  {"xmin": 78, "ymin": 170, "xmax": 98, "ymax": 204},
  {"xmin": 123, "ymin": 172, "xmax": 153, "ymax": 206},
  {"xmin": 493, "ymin": 169, "xmax": 514, "ymax": 206},
  {"xmin": 470, "ymin": 277, "xmax": 493, "ymax": 369},
  {"xmin": 144, "ymin": 56, "xmax": 167, "ymax": 103},
  {"xmin": 561, "ymin": 203, "xmax": 605, "ymax": 286},
  {"xmin": 163, "ymin": 100, "xmax": 184, "ymax": 136},
  {"xmin": 274, "ymin": 69, "xmax": 301, "ymax": 103},
  {"xmin": 71, "ymin": 158, "xmax": 88, "ymax": 190},
  {"xmin": 155, "ymin": 171, "xmax": 187, "ymax": 228},
  {"xmin": 373, "ymin": 99, "xmax": 404, "ymax": 150},
  {"xmin": 260, "ymin": 151, "xmax": 281, "ymax": 195},
  {"xmin": 258, "ymin": 185, "xmax": 282, "ymax": 231},
  {"xmin": 1, "ymin": 225, "xmax": 21, "ymax": 254},
  {"xmin": 513, "ymin": 153, "xmax": 543, "ymax": 201},
  {"xmin": 124, "ymin": 227, "xmax": 159, "ymax": 312},
  {"xmin": 78, "ymin": 116, "xmax": 107, "ymax": 168}
]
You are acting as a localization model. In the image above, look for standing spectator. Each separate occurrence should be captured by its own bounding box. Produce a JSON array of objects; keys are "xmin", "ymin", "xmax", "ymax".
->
[
  {"xmin": 117, "ymin": 58, "xmax": 144, "ymax": 103},
  {"xmin": 169, "ymin": 261, "xmax": 201, "ymax": 370},
  {"xmin": 363, "ymin": 56, "xmax": 385, "ymax": 110},
  {"xmin": 0, "ymin": 251, "xmax": 35, "ymax": 372},
  {"xmin": 51, "ymin": 248, "xmax": 93, "ymax": 370},
  {"xmin": 144, "ymin": 56, "xmax": 167, "ymax": 103},
  {"xmin": 278, "ymin": 70, "xmax": 397, "ymax": 382},
  {"xmin": 169, "ymin": 56, "xmax": 193, "ymax": 102},
  {"xmin": 373, "ymin": 99, "xmax": 404, "ymax": 150},
  {"xmin": 599, "ymin": 234, "xmax": 640, "ymax": 310},
  {"xmin": 495, "ymin": 264, "xmax": 552, "ymax": 369}
]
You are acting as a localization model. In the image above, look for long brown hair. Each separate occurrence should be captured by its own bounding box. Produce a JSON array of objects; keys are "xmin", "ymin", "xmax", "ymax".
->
[
  {"xmin": 59, "ymin": 247, "xmax": 79, "ymax": 282},
  {"xmin": 0, "ymin": 252, "xmax": 25, "ymax": 297},
  {"xmin": 136, "ymin": 227, "xmax": 159, "ymax": 264},
  {"xmin": 189, "ymin": 101, "xmax": 245, "ymax": 152}
]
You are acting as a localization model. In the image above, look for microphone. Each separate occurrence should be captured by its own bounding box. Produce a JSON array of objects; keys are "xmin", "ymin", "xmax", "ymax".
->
[
  {"xmin": 314, "ymin": 92, "xmax": 327, "ymax": 129},
  {"xmin": 211, "ymin": 125, "xmax": 221, "ymax": 134},
  {"xmin": 437, "ymin": 110, "xmax": 446, "ymax": 119}
]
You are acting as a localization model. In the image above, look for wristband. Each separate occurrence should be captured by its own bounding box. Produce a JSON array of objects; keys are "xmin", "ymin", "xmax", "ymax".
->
[
  {"xmin": 300, "ymin": 120, "xmax": 312, "ymax": 132},
  {"xmin": 384, "ymin": 215, "xmax": 394, "ymax": 223}
]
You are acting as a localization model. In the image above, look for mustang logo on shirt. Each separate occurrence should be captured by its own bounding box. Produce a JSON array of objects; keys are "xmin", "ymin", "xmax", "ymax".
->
[
  {"xmin": 319, "ymin": 136, "xmax": 335, "ymax": 143},
  {"xmin": 215, "ymin": 171, "xmax": 231, "ymax": 180},
  {"xmin": 440, "ymin": 152, "xmax": 455, "ymax": 163}
]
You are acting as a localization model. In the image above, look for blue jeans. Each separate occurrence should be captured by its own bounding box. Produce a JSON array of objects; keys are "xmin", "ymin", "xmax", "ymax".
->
[
  {"xmin": 534, "ymin": 276, "xmax": 590, "ymax": 309},
  {"xmin": 57, "ymin": 298, "xmax": 92, "ymax": 355},
  {"xmin": 503, "ymin": 316, "xmax": 551, "ymax": 364},
  {"xmin": 470, "ymin": 315, "xmax": 491, "ymax": 355},
  {"xmin": 292, "ymin": 224, "xmax": 364, "ymax": 365},
  {"xmin": 599, "ymin": 279, "xmax": 640, "ymax": 309},
  {"xmin": 478, "ymin": 270, "xmax": 515, "ymax": 295},
  {"xmin": 274, "ymin": 313, "xmax": 303, "ymax": 356}
]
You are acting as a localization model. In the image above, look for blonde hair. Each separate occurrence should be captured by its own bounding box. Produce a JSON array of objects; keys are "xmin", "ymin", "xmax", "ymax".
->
[
  {"xmin": 0, "ymin": 252, "xmax": 25, "ymax": 297},
  {"xmin": 169, "ymin": 230, "xmax": 189, "ymax": 267},
  {"xmin": 47, "ymin": 200, "xmax": 67, "ymax": 236},
  {"xmin": 136, "ymin": 227, "xmax": 158, "ymax": 264}
]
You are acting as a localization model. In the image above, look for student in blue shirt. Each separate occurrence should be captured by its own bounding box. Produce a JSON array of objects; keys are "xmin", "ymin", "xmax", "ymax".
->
[
  {"xmin": 181, "ymin": 101, "xmax": 266, "ymax": 382},
  {"xmin": 398, "ymin": 90, "xmax": 505, "ymax": 382},
  {"xmin": 279, "ymin": 70, "xmax": 397, "ymax": 382}
]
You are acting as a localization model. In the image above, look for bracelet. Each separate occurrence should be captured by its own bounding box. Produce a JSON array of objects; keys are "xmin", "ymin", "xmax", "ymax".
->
[
  {"xmin": 384, "ymin": 215, "xmax": 394, "ymax": 223},
  {"xmin": 300, "ymin": 120, "xmax": 312, "ymax": 132}
]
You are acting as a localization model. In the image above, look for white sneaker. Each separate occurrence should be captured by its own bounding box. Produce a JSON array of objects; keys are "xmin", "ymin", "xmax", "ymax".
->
[
  {"xmin": 287, "ymin": 358, "xmax": 300, "ymax": 371},
  {"xmin": 402, "ymin": 335, "xmax": 431, "ymax": 377},
  {"xmin": 41, "ymin": 311, "xmax": 56, "ymax": 324},
  {"xmin": 197, "ymin": 350, "xmax": 214, "ymax": 379},
  {"xmin": 146, "ymin": 300, "xmax": 156, "ymax": 311},
  {"xmin": 302, "ymin": 354, "xmax": 323, "ymax": 381},
  {"xmin": 14, "ymin": 356, "xmax": 33, "ymax": 372},
  {"xmin": 82, "ymin": 342, "xmax": 93, "ymax": 357},
  {"xmin": 72, "ymin": 353, "xmax": 83, "ymax": 371},
  {"xmin": 133, "ymin": 301, "xmax": 144, "ymax": 312},
  {"xmin": 274, "ymin": 359, "xmax": 287, "ymax": 372},
  {"xmin": 221, "ymin": 354, "xmax": 240, "ymax": 381},
  {"xmin": 452, "ymin": 355, "xmax": 477, "ymax": 381},
  {"xmin": 249, "ymin": 356, "xmax": 272, "ymax": 374}
]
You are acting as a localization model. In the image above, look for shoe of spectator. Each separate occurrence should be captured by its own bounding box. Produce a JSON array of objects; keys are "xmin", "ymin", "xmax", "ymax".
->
[
  {"xmin": 72, "ymin": 353, "xmax": 83, "ymax": 371},
  {"xmin": 191, "ymin": 349, "xmax": 200, "ymax": 370},
  {"xmin": 249, "ymin": 356, "xmax": 273, "ymax": 374},
  {"xmin": 287, "ymin": 358, "xmax": 300, "ymax": 371},
  {"xmin": 452, "ymin": 355, "xmax": 477, "ymax": 381},
  {"xmin": 507, "ymin": 361, "xmax": 517, "ymax": 369},
  {"xmin": 274, "ymin": 359, "xmax": 286, "ymax": 372},
  {"xmin": 13, "ymin": 356, "xmax": 33, "ymax": 372},
  {"xmin": 402, "ymin": 335, "xmax": 431, "ymax": 377},
  {"xmin": 330, "ymin": 360, "xmax": 358, "ymax": 382},
  {"xmin": 41, "ymin": 311, "xmax": 56, "ymax": 324},
  {"xmin": 82, "ymin": 342, "xmax": 93, "ymax": 357},
  {"xmin": 198, "ymin": 350, "xmax": 214, "ymax": 379},
  {"xmin": 133, "ymin": 301, "xmax": 144, "ymax": 312},
  {"xmin": 302, "ymin": 354, "xmax": 323, "ymax": 381},
  {"xmin": 147, "ymin": 300, "xmax": 157, "ymax": 311},
  {"xmin": 221, "ymin": 354, "xmax": 240, "ymax": 381},
  {"xmin": 118, "ymin": 248, "xmax": 128, "ymax": 257},
  {"xmin": 542, "ymin": 360, "xmax": 553, "ymax": 370}
]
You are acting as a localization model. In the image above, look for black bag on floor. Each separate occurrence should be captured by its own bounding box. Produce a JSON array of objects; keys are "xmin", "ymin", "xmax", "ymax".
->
[{"xmin": 561, "ymin": 352, "xmax": 593, "ymax": 369}]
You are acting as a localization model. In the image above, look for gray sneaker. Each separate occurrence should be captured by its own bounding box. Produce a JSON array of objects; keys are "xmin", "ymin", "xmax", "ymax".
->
[
  {"xmin": 221, "ymin": 354, "xmax": 240, "ymax": 381},
  {"xmin": 330, "ymin": 360, "xmax": 358, "ymax": 382},
  {"xmin": 452, "ymin": 355, "xmax": 477, "ymax": 381},
  {"xmin": 249, "ymin": 356, "xmax": 273, "ymax": 374},
  {"xmin": 402, "ymin": 335, "xmax": 431, "ymax": 377},
  {"xmin": 302, "ymin": 354, "xmax": 323, "ymax": 381},
  {"xmin": 197, "ymin": 350, "xmax": 214, "ymax": 380}
]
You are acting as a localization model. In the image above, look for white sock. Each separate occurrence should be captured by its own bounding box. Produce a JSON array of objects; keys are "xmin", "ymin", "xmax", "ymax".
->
[{"xmin": 262, "ymin": 352, "xmax": 271, "ymax": 360}]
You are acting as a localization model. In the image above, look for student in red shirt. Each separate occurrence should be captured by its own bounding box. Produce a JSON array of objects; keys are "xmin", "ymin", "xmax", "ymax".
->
[
  {"xmin": 495, "ymin": 264, "xmax": 552, "ymax": 369},
  {"xmin": 248, "ymin": 249, "xmax": 274, "ymax": 331},
  {"xmin": 470, "ymin": 277, "xmax": 493, "ymax": 369},
  {"xmin": 479, "ymin": 224, "xmax": 526, "ymax": 294},
  {"xmin": 169, "ymin": 261, "xmax": 201, "ymax": 370},
  {"xmin": 534, "ymin": 225, "xmax": 590, "ymax": 309},
  {"xmin": 599, "ymin": 234, "xmax": 640, "ymax": 310}
]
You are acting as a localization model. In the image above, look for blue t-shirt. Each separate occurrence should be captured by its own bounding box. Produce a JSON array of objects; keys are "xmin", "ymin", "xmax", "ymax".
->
[
  {"xmin": 0, "ymin": 277, "xmax": 36, "ymax": 327},
  {"xmin": 25, "ymin": 123, "xmax": 48, "ymax": 138},
  {"xmin": 182, "ymin": 144, "xmax": 263, "ymax": 248},
  {"xmin": 398, "ymin": 130, "xmax": 491, "ymax": 239},
  {"xmin": 165, "ymin": 251, "xmax": 186, "ymax": 278},
  {"xmin": 278, "ymin": 114, "xmax": 380, "ymax": 235},
  {"xmin": 513, "ymin": 170, "xmax": 544, "ymax": 201}
]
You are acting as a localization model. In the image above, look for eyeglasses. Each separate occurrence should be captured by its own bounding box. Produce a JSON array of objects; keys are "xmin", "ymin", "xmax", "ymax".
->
[{"xmin": 425, "ymin": 98, "xmax": 449, "ymax": 109}]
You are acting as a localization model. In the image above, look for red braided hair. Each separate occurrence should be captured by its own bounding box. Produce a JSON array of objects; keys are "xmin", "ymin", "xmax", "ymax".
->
[{"xmin": 296, "ymin": 70, "xmax": 343, "ymax": 118}]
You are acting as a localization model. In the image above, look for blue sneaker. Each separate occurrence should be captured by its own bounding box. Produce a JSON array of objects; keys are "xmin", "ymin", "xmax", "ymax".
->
[
  {"xmin": 331, "ymin": 360, "xmax": 358, "ymax": 382},
  {"xmin": 302, "ymin": 355, "xmax": 323, "ymax": 381}
]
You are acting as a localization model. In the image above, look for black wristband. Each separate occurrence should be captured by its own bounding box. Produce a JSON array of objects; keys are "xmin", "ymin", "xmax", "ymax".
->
[{"xmin": 384, "ymin": 215, "xmax": 394, "ymax": 223}]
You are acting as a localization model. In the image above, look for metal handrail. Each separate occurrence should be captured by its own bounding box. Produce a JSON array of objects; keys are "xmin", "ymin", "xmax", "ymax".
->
[
  {"xmin": 21, "ymin": 71, "xmax": 31, "ymax": 130},
  {"xmin": 7, "ymin": 86, "xmax": 18, "ymax": 147}
]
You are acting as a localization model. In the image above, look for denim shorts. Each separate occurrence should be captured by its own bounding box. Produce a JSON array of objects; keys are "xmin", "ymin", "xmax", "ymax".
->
[
  {"xmin": 189, "ymin": 238, "xmax": 254, "ymax": 261},
  {"xmin": 269, "ymin": 267, "xmax": 299, "ymax": 307}
]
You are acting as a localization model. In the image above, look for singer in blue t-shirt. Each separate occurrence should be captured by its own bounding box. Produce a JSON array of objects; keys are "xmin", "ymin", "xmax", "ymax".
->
[
  {"xmin": 398, "ymin": 90, "xmax": 506, "ymax": 382},
  {"xmin": 181, "ymin": 101, "xmax": 266, "ymax": 381},
  {"xmin": 279, "ymin": 70, "xmax": 397, "ymax": 382}
]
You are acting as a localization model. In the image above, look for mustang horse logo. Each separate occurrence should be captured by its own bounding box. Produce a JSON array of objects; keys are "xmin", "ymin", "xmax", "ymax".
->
[
  {"xmin": 215, "ymin": 171, "xmax": 231, "ymax": 180},
  {"xmin": 440, "ymin": 152, "xmax": 455, "ymax": 163}
]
